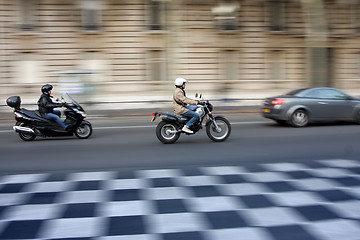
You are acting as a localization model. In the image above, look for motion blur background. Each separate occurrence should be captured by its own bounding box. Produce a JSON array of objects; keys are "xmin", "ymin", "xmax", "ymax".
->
[{"xmin": 1, "ymin": 0, "xmax": 360, "ymax": 113}]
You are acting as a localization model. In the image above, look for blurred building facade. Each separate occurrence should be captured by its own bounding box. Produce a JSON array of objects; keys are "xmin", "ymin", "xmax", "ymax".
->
[{"xmin": 1, "ymin": 0, "xmax": 360, "ymax": 107}]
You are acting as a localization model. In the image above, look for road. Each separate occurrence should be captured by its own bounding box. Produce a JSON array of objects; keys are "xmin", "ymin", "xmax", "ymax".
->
[
  {"xmin": 0, "ymin": 113, "xmax": 359, "ymax": 240},
  {"xmin": 0, "ymin": 113, "xmax": 359, "ymax": 174}
]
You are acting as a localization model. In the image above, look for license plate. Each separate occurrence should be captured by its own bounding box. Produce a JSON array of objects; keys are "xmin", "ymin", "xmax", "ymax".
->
[{"xmin": 263, "ymin": 108, "xmax": 271, "ymax": 113}]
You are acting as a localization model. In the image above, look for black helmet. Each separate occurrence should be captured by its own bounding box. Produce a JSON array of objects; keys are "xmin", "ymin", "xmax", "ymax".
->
[{"xmin": 41, "ymin": 84, "xmax": 53, "ymax": 93}]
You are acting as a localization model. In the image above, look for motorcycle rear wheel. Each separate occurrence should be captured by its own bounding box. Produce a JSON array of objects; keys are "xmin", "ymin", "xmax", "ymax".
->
[
  {"xmin": 156, "ymin": 121, "xmax": 180, "ymax": 144},
  {"xmin": 75, "ymin": 122, "xmax": 92, "ymax": 139},
  {"xmin": 206, "ymin": 116, "xmax": 231, "ymax": 142}
]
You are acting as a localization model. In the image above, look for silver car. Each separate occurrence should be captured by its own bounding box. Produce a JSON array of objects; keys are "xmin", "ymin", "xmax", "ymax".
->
[{"xmin": 262, "ymin": 87, "xmax": 360, "ymax": 127}]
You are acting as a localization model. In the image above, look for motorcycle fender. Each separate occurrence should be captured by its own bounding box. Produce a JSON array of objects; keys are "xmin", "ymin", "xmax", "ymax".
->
[
  {"xmin": 206, "ymin": 115, "xmax": 224, "ymax": 126},
  {"xmin": 162, "ymin": 116, "xmax": 178, "ymax": 122}
]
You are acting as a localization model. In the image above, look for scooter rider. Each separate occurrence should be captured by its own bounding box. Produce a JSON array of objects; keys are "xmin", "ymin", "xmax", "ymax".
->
[
  {"xmin": 173, "ymin": 77, "xmax": 202, "ymax": 134},
  {"xmin": 38, "ymin": 84, "xmax": 69, "ymax": 130}
]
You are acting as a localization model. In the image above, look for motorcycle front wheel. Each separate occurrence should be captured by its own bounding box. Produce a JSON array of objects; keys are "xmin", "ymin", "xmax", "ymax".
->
[
  {"xmin": 75, "ymin": 122, "xmax": 92, "ymax": 139},
  {"xmin": 206, "ymin": 116, "xmax": 231, "ymax": 142},
  {"xmin": 156, "ymin": 121, "xmax": 180, "ymax": 144}
]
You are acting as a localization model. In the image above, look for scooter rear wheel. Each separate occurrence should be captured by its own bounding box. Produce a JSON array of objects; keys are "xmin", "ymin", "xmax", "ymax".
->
[
  {"xmin": 16, "ymin": 123, "xmax": 36, "ymax": 141},
  {"xmin": 156, "ymin": 121, "xmax": 180, "ymax": 144}
]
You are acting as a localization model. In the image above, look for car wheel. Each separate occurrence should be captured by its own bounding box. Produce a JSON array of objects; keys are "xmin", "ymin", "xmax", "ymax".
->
[{"xmin": 289, "ymin": 109, "xmax": 309, "ymax": 127}]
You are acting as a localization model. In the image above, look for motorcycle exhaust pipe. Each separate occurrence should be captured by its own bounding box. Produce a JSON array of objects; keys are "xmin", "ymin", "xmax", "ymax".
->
[{"xmin": 13, "ymin": 126, "xmax": 35, "ymax": 135}]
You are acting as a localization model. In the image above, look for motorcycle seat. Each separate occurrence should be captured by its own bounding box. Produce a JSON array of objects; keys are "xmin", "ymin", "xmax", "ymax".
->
[
  {"xmin": 165, "ymin": 112, "xmax": 190, "ymax": 120},
  {"xmin": 163, "ymin": 112, "xmax": 182, "ymax": 119},
  {"xmin": 166, "ymin": 112, "xmax": 190, "ymax": 121},
  {"xmin": 20, "ymin": 109, "xmax": 54, "ymax": 123},
  {"xmin": 21, "ymin": 109, "xmax": 43, "ymax": 119}
]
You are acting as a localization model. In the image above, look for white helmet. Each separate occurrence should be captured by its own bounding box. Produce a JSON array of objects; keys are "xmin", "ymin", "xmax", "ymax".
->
[{"xmin": 174, "ymin": 77, "xmax": 188, "ymax": 87}]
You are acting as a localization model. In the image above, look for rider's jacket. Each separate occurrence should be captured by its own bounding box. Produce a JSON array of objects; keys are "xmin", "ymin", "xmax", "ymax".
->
[
  {"xmin": 173, "ymin": 87, "xmax": 198, "ymax": 115},
  {"xmin": 37, "ymin": 93, "xmax": 63, "ymax": 116}
]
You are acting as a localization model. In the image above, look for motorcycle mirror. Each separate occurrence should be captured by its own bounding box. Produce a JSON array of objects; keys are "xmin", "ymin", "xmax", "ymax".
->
[{"xmin": 195, "ymin": 93, "xmax": 198, "ymax": 98}]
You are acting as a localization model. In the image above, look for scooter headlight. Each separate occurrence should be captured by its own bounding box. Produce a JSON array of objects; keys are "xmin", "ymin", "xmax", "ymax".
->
[{"xmin": 74, "ymin": 108, "xmax": 87, "ymax": 117}]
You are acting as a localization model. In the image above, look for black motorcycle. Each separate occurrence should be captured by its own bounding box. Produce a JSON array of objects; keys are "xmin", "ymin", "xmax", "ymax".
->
[
  {"xmin": 6, "ymin": 93, "xmax": 92, "ymax": 141},
  {"xmin": 151, "ymin": 95, "xmax": 231, "ymax": 144}
]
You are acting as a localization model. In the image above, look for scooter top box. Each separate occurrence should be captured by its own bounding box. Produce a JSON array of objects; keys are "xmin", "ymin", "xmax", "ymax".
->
[{"xmin": 6, "ymin": 96, "xmax": 21, "ymax": 108}]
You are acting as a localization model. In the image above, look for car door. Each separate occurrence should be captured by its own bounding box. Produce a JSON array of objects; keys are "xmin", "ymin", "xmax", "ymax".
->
[
  {"xmin": 301, "ymin": 89, "xmax": 330, "ymax": 120},
  {"xmin": 316, "ymin": 89, "xmax": 354, "ymax": 120}
]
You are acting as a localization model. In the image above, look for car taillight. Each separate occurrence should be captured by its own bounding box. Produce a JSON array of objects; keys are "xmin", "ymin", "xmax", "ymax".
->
[{"xmin": 271, "ymin": 99, "xmax": 287, "ymax": 105}]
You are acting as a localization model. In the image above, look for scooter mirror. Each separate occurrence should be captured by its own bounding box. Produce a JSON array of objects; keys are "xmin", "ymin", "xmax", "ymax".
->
[{"xmin": 195, "ymin": 93, "xmax": 198, "ymax": 98}]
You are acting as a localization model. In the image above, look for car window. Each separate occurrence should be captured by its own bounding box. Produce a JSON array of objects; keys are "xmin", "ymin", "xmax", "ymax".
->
[
  {"xmin": 286, "ymin": 89, "xmax": 307, "ymax": 96},
  {"xmin": 302, "ymin": 89, "xmax": 321, "ymax": 98},
  {"xmin": 317, "ymin": 89, "xmax": 349, "ymax": 100}
]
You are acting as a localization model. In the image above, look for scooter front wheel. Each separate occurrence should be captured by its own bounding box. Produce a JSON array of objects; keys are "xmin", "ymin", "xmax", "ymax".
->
[
  {"xmin": 75, "ymin": 122, "xmax": 92, "ymax": 139},
  {"xmin": 156, "ymin": 121, "xmax": 180, "ymax": 144}
]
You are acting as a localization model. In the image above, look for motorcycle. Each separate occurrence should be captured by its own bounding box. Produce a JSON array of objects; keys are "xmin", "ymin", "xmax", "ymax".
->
[
  {"xmin": 6, "ymin": 93, "xmax": 92, "ymax": 141},
  {"xmin": 151, "ymin": 94, "xmax": 231, "ymax": 144}
]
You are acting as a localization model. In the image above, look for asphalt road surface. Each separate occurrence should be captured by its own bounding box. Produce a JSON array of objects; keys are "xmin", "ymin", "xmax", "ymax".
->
[
  {"xmin": 0, "ymin": 113, "xmax": 359, "ymax": 174},
  {"xmin": 0, "ymin": 113, "xmax": 359, "ymax": 240}
]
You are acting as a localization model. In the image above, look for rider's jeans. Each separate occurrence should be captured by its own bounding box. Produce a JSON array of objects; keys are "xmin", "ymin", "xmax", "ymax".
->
[
  {"xmin": 182, "ymin": 110, "xmax": 200, "ymax": 128},
  {"xmin": 44, "ymin": 110, "xmax": 68, "ymax": 129}
]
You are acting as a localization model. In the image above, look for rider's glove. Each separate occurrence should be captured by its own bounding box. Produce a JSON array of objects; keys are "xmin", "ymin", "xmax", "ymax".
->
[{"xmin": 198, "ymin": 101, "xmax": 206, "ymax": 106}]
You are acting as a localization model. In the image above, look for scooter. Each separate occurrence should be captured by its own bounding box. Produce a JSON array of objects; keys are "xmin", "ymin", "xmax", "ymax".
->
[
  {"xmin": 6, "ymin": 93, "xmax": 92, "ymax": 141},
  {"xmin": 151, "ymin": 94, "xmax": 231, "ymax": 144}
]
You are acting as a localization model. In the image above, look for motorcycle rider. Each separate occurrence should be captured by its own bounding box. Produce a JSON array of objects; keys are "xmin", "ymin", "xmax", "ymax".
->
[
  {"xmin": 173, "ymin": 77, "xmax": 202, "ymax": 134},
  {"xmin": 38, "ymin": 84, "xmax": 69, "ymax": 130}
]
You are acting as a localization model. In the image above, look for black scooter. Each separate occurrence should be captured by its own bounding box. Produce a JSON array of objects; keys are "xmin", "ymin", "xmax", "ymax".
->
[{"xmin": 6, "ymin": 93, "xmax": 92, "ymax": 141}]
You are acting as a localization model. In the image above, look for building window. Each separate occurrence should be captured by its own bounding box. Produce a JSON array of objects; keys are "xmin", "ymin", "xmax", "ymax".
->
[
  {"xmin": 268, "ymin": 50, "xmax": 285, "ymax": 80},
  {"xmin": 267, "ymin": 0, "xmax": 285, "ymax": 31},
  {"xmin": 19, "ymin": 0, "xmax": 37, "ymax": 30},
  {"xmin": 149, "ymin": 0, "xmax": 168, "ymax": 31},
  {"xmin": 212, "ymin": 0, "xmax": 239, "ymax": 31},
  {"xmin": 80, "ymin": 0, "xmax": 103, "ymax": 31},
  {"xmin": 221, "ymin": 50, "xmax": 238, "ymax": 80},
  {"xmin": 149, "ymin": 50, "xmax": 167, "ymax": 81}
]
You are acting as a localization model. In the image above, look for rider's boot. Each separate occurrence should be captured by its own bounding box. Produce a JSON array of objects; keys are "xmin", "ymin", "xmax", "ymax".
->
[{"xmin": 182, "ymin": 125, "xmax": 193, "ymax": 134}]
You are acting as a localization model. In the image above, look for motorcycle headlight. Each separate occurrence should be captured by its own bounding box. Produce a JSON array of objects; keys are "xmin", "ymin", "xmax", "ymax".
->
[{"xmin": 209, "ymin": 104, "xmax": 213, "ymax": 112}]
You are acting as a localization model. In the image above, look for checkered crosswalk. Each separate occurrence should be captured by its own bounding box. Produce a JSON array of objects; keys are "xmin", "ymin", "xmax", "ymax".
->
[{"xmin": 0, "ymin": 159, "xmax": 359, "ymax": 240}]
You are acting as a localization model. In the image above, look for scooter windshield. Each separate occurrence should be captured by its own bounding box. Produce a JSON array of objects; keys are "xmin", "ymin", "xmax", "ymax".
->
[{"xmin": 63, "ymin": 93, "xmax": 81, "ymax": 108}]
